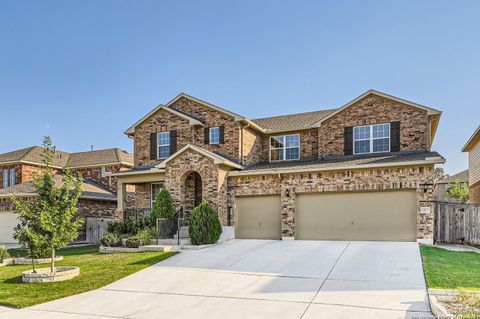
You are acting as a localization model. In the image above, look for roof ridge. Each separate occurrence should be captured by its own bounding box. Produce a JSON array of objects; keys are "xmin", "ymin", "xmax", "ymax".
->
[{"xmin": 252, "ymin": 108, "xmax": 337, "ymax": 121}]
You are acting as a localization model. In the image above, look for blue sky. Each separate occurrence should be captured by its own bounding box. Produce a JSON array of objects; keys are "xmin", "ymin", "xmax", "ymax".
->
[{"xmin": 1, "ymin": 0, "xmax": 479, "ymax": 174}]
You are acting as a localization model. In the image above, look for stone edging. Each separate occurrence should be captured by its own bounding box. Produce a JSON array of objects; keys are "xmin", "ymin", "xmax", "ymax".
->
[
  {"xmin": 427, "ymin": 289, "xmax": 480, "ymax": 318},
  {"xmin": 22, "ymin": 266, "xmax": 80, "ymax": 283},
  {"xmin": 99, "ymin": 243, "xmax": 218, "ymax": 254},
  {"xmin": 0, "ymin": 256, "xmax": 63, "ymax": 266}
]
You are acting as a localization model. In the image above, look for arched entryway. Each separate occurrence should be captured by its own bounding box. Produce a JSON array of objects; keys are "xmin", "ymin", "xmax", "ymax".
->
[{"xmin": 183, "ymin": 171, "xmax": 202, "ymax": 219}]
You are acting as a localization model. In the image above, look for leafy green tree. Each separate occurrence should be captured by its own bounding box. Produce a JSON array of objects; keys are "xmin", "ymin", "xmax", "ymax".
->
[
  {"xmin": 151, "ymin": 188, "xmax": 175, "ymax": 223},
  {"xmin": 13, "ymin": 137, "xmax": 83, "ymax": 274},
  {"xmin": 189, "ymin": 200, "xmax": 222, "ymax": 245},
  {"xmin": 445, "ymin": 179, "xmax": 469, "ymax": 203},
  {"xmin": 434, "ymin": 167, "xmax": 448, "ymax": 183}
]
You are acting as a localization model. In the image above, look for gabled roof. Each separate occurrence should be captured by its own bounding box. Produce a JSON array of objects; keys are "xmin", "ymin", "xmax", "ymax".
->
[
  {"xmin": 437, "ymin": 169, "xmax": 469, "ymax": 184},
  {"xmin": 124, "ymin": 104, "xmax": 205, "ymax": 136},
  {"xmin": 0, "ymin": 147, "xmax": 133, "ymax": 168},
  {"xmin": 0, "ymin": 175, "xmax": 116, "ymax": 201},
  {"xmin": 156, "ymin": 144, "xmax": 243, "ymax": 169},
  {"xmin": 124, "ymin": 93, "xmax": 265, "ymax": 137},
  {"xmin": 252, "ymin": 109, "xmax": 336, "ymax": 133},
  {"xmin": 462, "ymin": 126, "xmax": 480, "ymax": 152},
  {"xmin": 311, "ymin": 90, "xmax": 442, "ymax": 127}
]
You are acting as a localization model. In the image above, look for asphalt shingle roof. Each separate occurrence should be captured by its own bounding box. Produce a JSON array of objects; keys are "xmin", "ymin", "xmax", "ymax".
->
[
  {"xmin": 0, "ymin": 175, "xmax": 116, "ymax": 201},
  {"xmin": 241, "ymin": 151, "xmax": 444, "ymax": 173},
  {"xmin": 0, "ymin": 147, "xmax": 133, "ymax": 168},
  {"xmin": 251, "ymin": 109, "xmax": 337, "ymax": 133},
  {"xmin": 438, "ymin": 169, "xmax": 469, "ymax": 184}
]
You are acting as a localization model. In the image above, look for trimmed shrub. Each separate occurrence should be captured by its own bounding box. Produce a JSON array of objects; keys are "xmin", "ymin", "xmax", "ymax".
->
[
  {"xmin": 151, "ymin": 188, "xmax": 175, "ymax": 223},
  {"xmin": 125, "ymin": 216, "xmax": 150, "ymax": 235},
  {"xmin": 100, "ymin": 232, "xmax": 122, "ymax": 247},
  {"xmin": 189, "ymin": 201, "xmax": 222, "ymax": 245},
  {"xmin": 107, "ymin": 220, "xmax": 127, "ymax": 234},
  {"xmin": 0, "ymin": 247, "xmax": 10, "ymax": 263},
  {"xmin": 125, "ymin": 235, "xmax": 142, "ymax": 248},
  {"xmin": 137, "ymin": 229, "xmax": 153, "ymax": 245}
]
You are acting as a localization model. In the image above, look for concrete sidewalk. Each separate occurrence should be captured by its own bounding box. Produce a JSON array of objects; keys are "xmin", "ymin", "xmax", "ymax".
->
[{"xmin": 0, "ymin": 240, "xmax": 433, "ymax": 318}]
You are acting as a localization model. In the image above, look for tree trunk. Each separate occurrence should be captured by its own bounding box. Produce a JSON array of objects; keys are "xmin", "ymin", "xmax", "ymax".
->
[
  {"xmin": 31, "ymin": 246, "xmax": 36, "ymax": 273},
  {"xmin": 51, "ymin": 247, "xmax": 55, "ymax": 275}
]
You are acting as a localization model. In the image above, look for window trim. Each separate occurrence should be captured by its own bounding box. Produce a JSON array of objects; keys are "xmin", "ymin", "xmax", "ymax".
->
[
  {"xmin": 209, "ymin": 127, "xmax": 220, "ymax": 145},
  {"xmin": 269, "ymin": 134, "xmax": 301, "ymax": 162},
  {"xmin": 151, "ymin": 182, "xmax": 164, "ymax": 209},
  {"xmin": 157, "ymin": 131, "xmax": 171, "ymax": 159},
  {"xmin": 353, "ymin": 123, "xmax": 391, "ymax": 155}
]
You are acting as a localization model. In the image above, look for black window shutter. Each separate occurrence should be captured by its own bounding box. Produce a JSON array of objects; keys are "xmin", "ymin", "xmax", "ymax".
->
[
  {"xmin": 204, "ymin": 127, "xmax": 210, "ymax": 144},
  {"xmin": 219, "ymin": 125, "xmax": 225, "ymax": 144},
  {"xmin": 344, "ymin": 126, "xmax": 353, "ymax": 155},
  {"xmin": 390, "ymin": 121, "xmax": 401, "ymax": 152},
  {"xmin": 170, "ymin": 130, "xmax": 177, "ymax": 154},
  {"xmin": 150, "ymin": 133, "xmax": 157, "ymax": 159}
]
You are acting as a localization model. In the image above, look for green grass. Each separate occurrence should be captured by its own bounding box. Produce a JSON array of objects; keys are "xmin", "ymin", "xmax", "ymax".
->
[
  {"xmin": 0, "ymin": 245, "xmax": 176, "ymax": 308},
  {"xmin": 420, "ymin": 246, "xmax": 480, "ymax": 291}
]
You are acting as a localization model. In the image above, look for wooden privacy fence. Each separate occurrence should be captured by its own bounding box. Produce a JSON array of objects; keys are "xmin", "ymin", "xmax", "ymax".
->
[
  {"xmin": 435, "ymin": 201, "xmax": 480, "ymax": 245},
  {"xmin": 86, "ymin": 217, "xmax": 117, "ymax": 244}
]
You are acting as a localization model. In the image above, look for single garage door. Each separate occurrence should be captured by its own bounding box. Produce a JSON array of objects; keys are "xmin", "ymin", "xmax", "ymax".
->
[
  {"xmin": 295, "ymin": 190, "xmax": 417, "ymax": 241},
  {"xmin": 0, "ymin": 211, "xmax": 18, "ymax": 244},
  {"xmin": 235, "ymin": 195, "xmax": 282, "ymax": 240}
]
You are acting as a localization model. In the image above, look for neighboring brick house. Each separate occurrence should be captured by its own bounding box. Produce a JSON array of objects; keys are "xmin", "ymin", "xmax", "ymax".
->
[
  {"xmin": 0, "ymin": 147, "xmax": 133, "ymax": 243},
  {"xmin": 462, "ymin": 126, "xmax": 480, "ymax": 204},
  {"xmin": 113, "ymin": 90, "xmax": 444, "ymax": 244}
]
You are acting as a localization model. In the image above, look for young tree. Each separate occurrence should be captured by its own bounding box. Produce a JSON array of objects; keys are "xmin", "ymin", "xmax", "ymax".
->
[
  {"xmin": 445, "ymin": 179, "xmax": 469, "ymax": 204},
  {"xmin": 151, "ymin": 188, "xmax": 175, "ymax": 222},
  {"xmin": 434, "ymin": 167, "xmax": 448, "ymax": 183},
  {"xmin": 13, "ymin": 137, "xmax": 84, "ymax": 274}
]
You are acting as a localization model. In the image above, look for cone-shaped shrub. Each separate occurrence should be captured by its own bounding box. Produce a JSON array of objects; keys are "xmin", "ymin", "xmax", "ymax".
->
[
  {"xmin": 151, "ymin": 188, "xmax": 175, "ymax": 224},
  {"xmin": 189, "ymin": 200, "xmax": 222, "ymax": 245}
]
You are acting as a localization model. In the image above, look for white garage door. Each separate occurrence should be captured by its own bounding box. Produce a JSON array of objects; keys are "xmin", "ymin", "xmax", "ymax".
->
[
  {"xmin": 295, "ymin": 190, "xmax": 417, "ymax": 241},
  {"xmin": 0, "ymin": 211, "xmax": 18, "ymax": 244},
  {"xmin": 235, "ymin": 195, "xmax": 282, "ymax": 240}
]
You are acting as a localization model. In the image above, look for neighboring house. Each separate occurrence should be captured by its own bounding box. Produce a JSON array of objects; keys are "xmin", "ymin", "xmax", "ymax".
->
[
  {"xmin": 462, "ymin": 126, "xmax": 480, "ymax": 204},
  {"xmin": 113, "ymin": 89, "xmax": 444, "ymax": 244},
  {"xmin": 0, "ymin": 147, "xmax": 134, "ymax": 243},
  {"xmin": 434, "ymin": 169, "xmax": 469, "ymax": 202}
]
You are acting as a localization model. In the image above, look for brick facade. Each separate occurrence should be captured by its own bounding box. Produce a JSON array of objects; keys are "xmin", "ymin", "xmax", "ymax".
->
[
  {"xmin": 73, "ymin": 164, "xmax": 131, "ymax": 192},
  {"xmin": 262, "ymin": 129, "xmax": 319, "ymax": 161},
  {"xmin": 318, "ymin": 94, "xmax": 430, "ymax": 157},
  {"xmin": 227, "ymin": 165, "xmax": 436, "ymax": 241}
]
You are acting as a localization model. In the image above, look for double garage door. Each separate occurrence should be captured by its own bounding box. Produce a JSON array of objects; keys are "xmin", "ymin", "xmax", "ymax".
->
[
  {"xmin": 0, "ymin": 211, "xmax": 18, "ymax": 244},
  {"xmin": 235, "ymin": 190, "xmax": 417, "ymax": 241}
]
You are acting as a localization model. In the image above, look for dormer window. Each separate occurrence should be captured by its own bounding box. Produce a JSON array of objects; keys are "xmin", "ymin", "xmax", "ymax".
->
[
  {"xmin": 270, "ymin": 134, "xmax": 300, "ymax": 161},
  {"xmin": 209, "ymin": 127, "xmax": 220, "ymax": 145},
  {"xmin": 353, "ymin": 123, "xmax": 390, "ymax": 154}
]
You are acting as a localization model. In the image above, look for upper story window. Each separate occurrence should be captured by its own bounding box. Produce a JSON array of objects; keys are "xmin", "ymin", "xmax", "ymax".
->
[
  {"xmin": 353, "ymin": 123, "xmax": 390, "ymax": 154},
  {"xmin": 270, "ymin": 134, "xmax": 300, "ymax": 161},
  {"xmin": 101, "ymin": 166, "xmax": 109, "ymax": 177},
  {"xmin": 157, "ymin": 132, "xmax": 171, "ymax": 159},
  {"xmin": 9, "ymin": 168, "xmax": 15, "ymax": 186},
  {"xmin": 3, "ymin": 169, "xmax": 8, "ymax": 188},
  {"xmin": 209, "ymin": 127, "xmax": 220, "ymax": 145}
]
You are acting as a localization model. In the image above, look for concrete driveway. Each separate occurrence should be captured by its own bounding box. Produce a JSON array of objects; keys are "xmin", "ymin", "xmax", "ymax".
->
[{"xmin": 0, "ymin": 240, "xmax": 432, "ymax": 319}]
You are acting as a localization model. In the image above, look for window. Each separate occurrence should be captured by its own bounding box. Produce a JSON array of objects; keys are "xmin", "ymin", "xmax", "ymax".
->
[
  {"xmin": 9, "ymin": 168, "xmax": 15, "ymax": 186},
  {"xmin": 3, "ymin": 169, "xmax": 8, "ymax": 188},
  {"xmin": 157, "ymin": 132, "xmax": 171, "ymax": 159},
  {"xmin": 151, "ymin": 183, "xmax": 163, "ymax": 208},
  {"xmin": 353, "ymin": 123, "xmax": 390, "ymax": 154},
  {"xmin": 209, "ymin": 127, "xmax": 220, "ymax": 145},
  {"xmin": 270, "ymin": 134, "xmax": 300, "ymax": 161}
]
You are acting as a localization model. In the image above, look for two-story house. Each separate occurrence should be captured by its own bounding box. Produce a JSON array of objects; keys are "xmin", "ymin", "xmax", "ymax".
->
[
  {"xmin": 0, "ymin": 147, "xmax": 133, "ymax": 243},
  {"xmin": 462, "ymin": 126, "xmax": 480, "ymax": 203},
  {"xmin": 113, "ymin": 90, "xmax": 444, "ymax": 244}
]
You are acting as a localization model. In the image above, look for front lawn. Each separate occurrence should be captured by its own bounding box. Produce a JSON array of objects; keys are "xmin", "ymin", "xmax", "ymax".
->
[
  {"xmin": 0, "ymin": 245, "xmax": 175, "ymax": 308},
  {"xmin": 420, "ymin": 246, "xmax": 480, "ymax": 291}
]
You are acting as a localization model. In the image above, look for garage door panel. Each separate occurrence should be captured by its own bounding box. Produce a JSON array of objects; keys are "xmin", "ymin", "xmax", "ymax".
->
[
  {"xmin": 235, "ymin": 195, "xmax": 281, "ymax": 240},
  {"xmin": 0, "ymin": 211, "xmax": 18, "ymax": 243},
  {"xmin": 296, "ymin": 191, "xmax": 417, "ymax": 241}
]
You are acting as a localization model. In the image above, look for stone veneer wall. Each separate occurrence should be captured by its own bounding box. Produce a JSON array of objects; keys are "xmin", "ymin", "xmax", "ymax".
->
[
  {"xmin": 318, "ymin": 94, "xmax": 430, "ymax": 157},
  {"xmin": 227, "ymin": 164, "xmax": 436, "ymax": 241}
]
